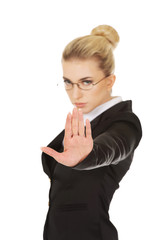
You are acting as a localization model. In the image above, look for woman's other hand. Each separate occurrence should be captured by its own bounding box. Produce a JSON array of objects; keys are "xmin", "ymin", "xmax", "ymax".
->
[{"xmin": 41, "ymin": 108, "xmax": 93, "ymax": 167}]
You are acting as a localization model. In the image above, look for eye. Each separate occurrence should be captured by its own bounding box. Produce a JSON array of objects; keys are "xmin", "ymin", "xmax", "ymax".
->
[
  {"xmin": 64, "ymin": 79, "xmax": 72, "ymax": 85},
  {"xmin": 81, "ymin": 80, "xmax": 93, "ymax": 86}
]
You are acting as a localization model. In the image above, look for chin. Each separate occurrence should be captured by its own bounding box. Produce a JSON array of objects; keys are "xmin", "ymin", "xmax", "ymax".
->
[
  {"xmin": 78, "ymin": 108, "xmax": 88, "ymax": 114},
  {"xmin": 81, "ymin": 107, "xmax": 92, "ymax": 114}
]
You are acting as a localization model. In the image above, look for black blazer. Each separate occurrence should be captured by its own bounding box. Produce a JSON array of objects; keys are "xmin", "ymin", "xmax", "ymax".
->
[{"xmin": 42, "ymin": 100, "xmax": 142, "ymax": 240}]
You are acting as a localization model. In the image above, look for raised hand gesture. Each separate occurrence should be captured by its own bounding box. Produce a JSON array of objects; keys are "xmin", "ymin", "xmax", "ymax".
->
[{"xmin": 41, "ymin": 108, "xmax": 93, "ymax": 167}]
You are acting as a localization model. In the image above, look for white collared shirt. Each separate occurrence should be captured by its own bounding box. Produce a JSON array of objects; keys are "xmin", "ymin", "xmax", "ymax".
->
[{"xmin": 83, "ymin": 96, "xmax": 122, "ymax": 125}]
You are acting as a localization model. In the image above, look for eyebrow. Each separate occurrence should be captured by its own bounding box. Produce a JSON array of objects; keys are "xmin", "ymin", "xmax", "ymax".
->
[{"xmin": 63, "ymin": 76, "xmax": 93, "ymax": 82}]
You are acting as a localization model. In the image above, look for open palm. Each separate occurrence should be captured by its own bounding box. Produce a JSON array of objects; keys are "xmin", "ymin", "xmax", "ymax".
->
[{"xmin": 41, "ymin": 108, "xmax": 93, "ymax": 167}]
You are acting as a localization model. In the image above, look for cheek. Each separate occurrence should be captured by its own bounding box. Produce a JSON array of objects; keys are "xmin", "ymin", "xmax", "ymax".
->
[
  {"xmin": 88, "ymin": 86, "xmax": 108, "ymax": 105},
  {"xmin": 86, "ymin": 89, "xmax": 100, "ymax": 107},
  {"xmin": 89, "ymin": 86, "xmax": 102, "ymax": 99}
]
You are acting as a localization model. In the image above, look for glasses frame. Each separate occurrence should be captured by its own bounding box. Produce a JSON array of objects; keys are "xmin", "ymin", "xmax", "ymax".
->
[{"xmin": 63, "ymin": 75, "xmax": 109, "ymax": 91}]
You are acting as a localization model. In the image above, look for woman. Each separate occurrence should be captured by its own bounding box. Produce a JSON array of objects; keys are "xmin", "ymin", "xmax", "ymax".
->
[{"xmin": 41, "ymin": 25, "xmax": 142, "ymax": 240}]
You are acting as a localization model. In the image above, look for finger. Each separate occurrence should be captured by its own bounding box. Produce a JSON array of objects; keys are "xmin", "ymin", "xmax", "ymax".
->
[
  {"xmin": 78, "ymin": 108, "xmax": 84, "ymax": 136},
  {"xmin": 41, "ymin": 147, "xmax": 61, "ymax": 159},
  {"xmin": 64, "ymin": 112, "xmax": 72, "ymax": 139},
  {"xmin": 85, "ymin": 119, "xmax": 92, "ymax": 138},
  {"xmin": 72, "ymin": 107, "xmax": 78, "ymax": 135},
  {"xmin": 41, "ymin": 147, "xmax": 77, "ymax": 167}
]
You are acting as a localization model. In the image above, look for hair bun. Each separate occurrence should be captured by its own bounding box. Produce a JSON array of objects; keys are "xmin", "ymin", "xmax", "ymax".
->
[{"xmin": 91, "ymin": 25, "xmax": 119, "ymax": 49}]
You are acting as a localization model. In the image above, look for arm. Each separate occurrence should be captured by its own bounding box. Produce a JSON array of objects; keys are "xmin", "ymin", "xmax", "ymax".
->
[
  {"xmin": 72, "ymin": 120, "xmax": 142, "ymax": 170},
  {"xmin": 41, "ymin": 108, "xmax": 142, "ymax": 171}
]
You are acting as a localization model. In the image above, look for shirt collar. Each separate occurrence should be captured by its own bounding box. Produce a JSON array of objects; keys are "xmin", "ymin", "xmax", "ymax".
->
[{"xmin": 83, "ymin": 96, "xmax": 122, "ymax": 125}]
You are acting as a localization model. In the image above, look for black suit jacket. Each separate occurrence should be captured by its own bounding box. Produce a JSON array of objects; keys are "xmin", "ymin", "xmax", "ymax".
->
[{"xmin": 42, "ymin": 100, "xmax": 142, "ymax": 240}]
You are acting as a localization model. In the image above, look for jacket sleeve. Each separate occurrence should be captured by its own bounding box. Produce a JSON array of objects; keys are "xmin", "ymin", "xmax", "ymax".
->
[
  {"xmin": 72, "ymin": 120, "xmax": 142, "ymax": 171},
  {"xmin": 41, "ymin": 152, "xmax": 57, "ymax": 178},
  {"xmin": 41, "ymin": 130, "xmax": 64, "ymax": 178}
]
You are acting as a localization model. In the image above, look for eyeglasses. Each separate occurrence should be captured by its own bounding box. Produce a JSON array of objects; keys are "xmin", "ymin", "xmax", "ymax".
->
[{"xmin": 61, "ymin": 75, "xmax": 108, "ymax": 90}]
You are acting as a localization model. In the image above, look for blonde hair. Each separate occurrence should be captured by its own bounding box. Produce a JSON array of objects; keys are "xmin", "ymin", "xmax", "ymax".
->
[{"xmin": 62, "ymin": 25, "xmax": 120, "ymax": 77}]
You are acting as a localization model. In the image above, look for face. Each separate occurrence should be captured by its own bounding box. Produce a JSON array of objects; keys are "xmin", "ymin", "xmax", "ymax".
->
[{"xmin": 62, "ymin": 58, "xmax": 116, "ymax": 114}]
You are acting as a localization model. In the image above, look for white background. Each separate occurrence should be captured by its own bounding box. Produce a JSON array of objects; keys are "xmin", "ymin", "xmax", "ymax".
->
[{"xmin": 0, "ymin": 0, "xmax": 160, "ymax": 239}]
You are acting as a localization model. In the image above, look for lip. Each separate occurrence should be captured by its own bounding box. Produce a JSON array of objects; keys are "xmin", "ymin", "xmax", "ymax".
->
[{"xmin": 74, "ymin": 103, "xmax": 87, "ymax": 108}]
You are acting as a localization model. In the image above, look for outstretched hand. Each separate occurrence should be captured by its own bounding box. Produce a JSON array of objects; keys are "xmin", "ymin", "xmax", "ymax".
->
[{"xmin": 41, "ymin": 108, "xmax": 93, "ymax": 167}]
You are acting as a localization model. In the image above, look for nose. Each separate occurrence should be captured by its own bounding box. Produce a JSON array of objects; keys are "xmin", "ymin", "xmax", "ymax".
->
[{"xmin": 71, "ymin": 84, "xmax": 83, "ymax": 99}]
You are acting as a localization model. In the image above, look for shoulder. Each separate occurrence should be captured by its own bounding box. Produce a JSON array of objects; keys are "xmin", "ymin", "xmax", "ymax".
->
[
  {"xmin": 92, "ymin": 100, "xmax": 142, "ymax": 129},
  {"xmin": 110, "ymin": 100, "xmax": 142, "ymax": 134},
  {"xmin": 91, "ymin": 100, "xmax": 142, "ymax": 146}
]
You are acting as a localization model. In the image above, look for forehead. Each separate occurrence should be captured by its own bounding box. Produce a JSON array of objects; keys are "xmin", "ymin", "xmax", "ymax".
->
[{"xmin": 62, "ymin": 58, "xmax": 103, "ymax": 79}]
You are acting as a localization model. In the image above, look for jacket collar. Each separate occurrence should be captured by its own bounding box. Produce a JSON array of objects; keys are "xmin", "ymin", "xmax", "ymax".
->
[{"xmin": 90, "ymin": 100, "xmax": 132, "ymax": 130}]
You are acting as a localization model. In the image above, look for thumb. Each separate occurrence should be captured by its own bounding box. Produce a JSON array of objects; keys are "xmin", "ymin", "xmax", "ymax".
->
[{"xmin": 41, "ymin": 146, "xmax": 59, "ymax": 159}]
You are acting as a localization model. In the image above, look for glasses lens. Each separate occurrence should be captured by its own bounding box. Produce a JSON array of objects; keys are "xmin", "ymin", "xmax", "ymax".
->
[
  {"xmin": 63, "ymin": 81, "xmax": 93, "ymax": 90},
  {"xmin": 79, "ymin": 82, "xmax": 93, "ymax": 90}
]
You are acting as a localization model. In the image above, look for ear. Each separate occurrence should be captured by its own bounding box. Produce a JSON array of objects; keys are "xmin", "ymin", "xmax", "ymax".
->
[{"xmin": 106, "ymin": 74, "xmax": 116, "ymax": 90}]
